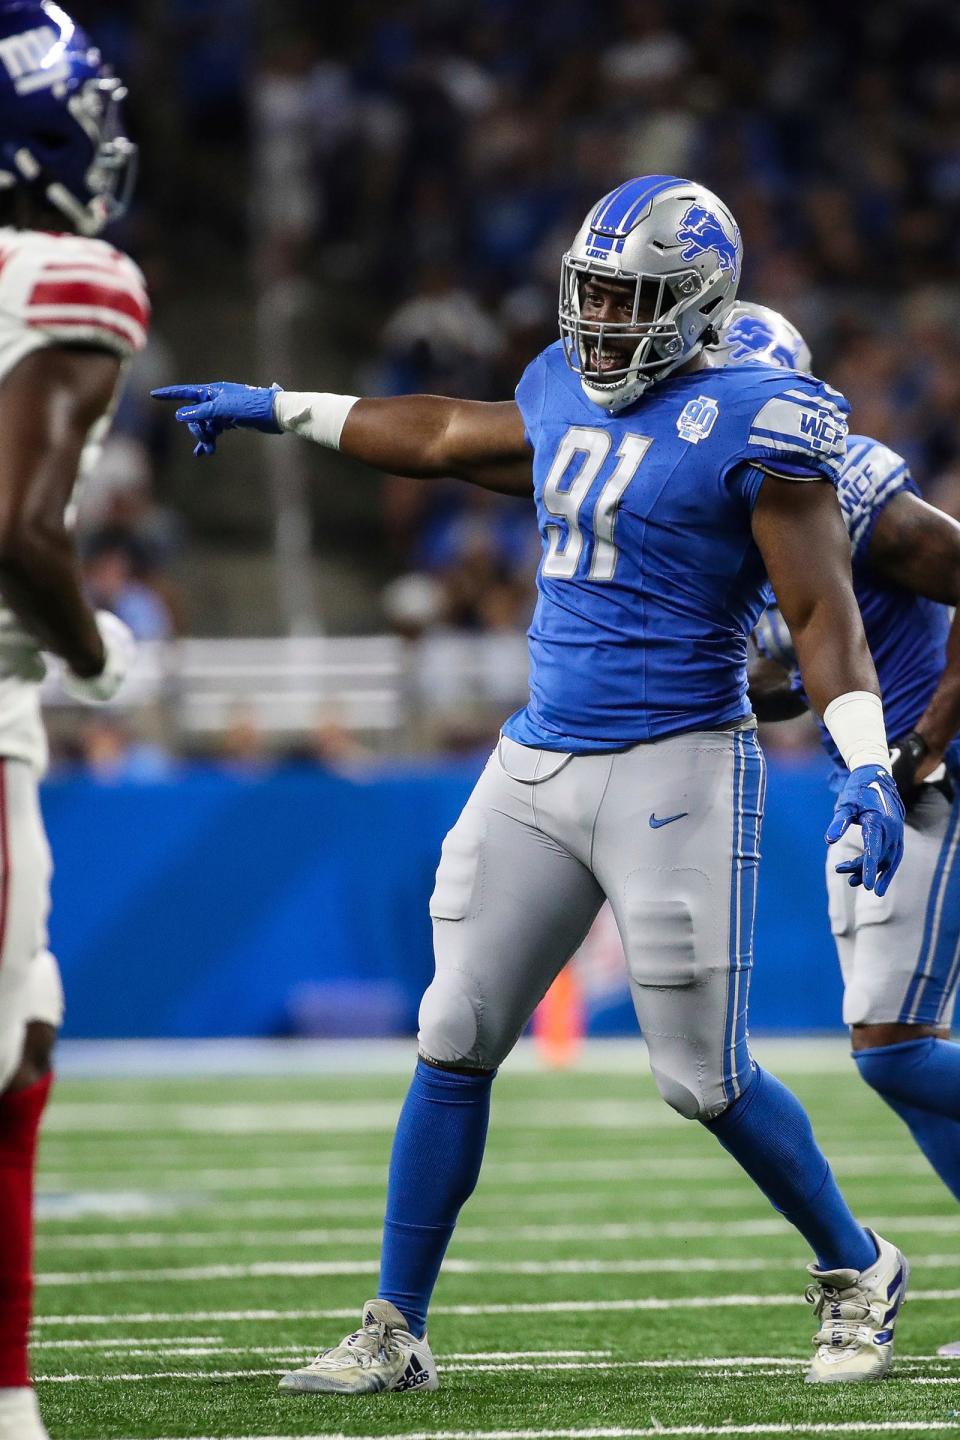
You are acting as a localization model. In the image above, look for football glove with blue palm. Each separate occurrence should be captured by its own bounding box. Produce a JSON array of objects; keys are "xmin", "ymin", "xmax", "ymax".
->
[
  {"xmin": 151, "ymin": 382, "xmax": 282, "ymax": 456},
  {"xmin": 825, "ymin": 765, "xmax": 904, "ymax": 897}
]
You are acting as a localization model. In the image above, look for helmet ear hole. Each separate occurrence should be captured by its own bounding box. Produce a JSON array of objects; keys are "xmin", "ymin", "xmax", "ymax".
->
[{"xmin": 32, "ymin": 131, "xmax": 69, "ymax": 151}]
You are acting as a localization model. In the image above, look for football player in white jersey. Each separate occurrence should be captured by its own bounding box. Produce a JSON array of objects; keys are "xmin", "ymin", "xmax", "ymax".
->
[
  {"xmin": 710, "ymin": 303, "xmax": 960, "ymax": 1358},
  {"xmin": 0, "ymin": 6, "xmax": 147, "ymax": 1437}
]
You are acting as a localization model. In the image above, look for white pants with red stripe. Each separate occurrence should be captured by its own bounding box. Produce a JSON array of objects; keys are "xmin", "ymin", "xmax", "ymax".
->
[{"xmin": 0, "ymin": 759, "xmax": 62, "ymax": 1091}]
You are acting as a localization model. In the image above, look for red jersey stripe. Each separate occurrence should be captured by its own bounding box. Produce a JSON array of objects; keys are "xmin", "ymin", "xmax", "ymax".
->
[
  {"xmin": 26, "ymin": 313, "xmax": 144, "ymax": 348},
  {"xmin": 28, "ymin": 280, "xmax": 149, "ymax": 327}
]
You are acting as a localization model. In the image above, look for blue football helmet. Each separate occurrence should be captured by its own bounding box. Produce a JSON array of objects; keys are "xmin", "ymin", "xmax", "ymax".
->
[
  {"xmin": 704, "ymin": 301, "xmax": 812, "ymax": 373},
  {"xmin": 0, "ymin": 1, "xmax": 135, "ymax": 235},
  {"xmin": 560, "ymin": 175, "xmax": 742, "ymax": 412}
]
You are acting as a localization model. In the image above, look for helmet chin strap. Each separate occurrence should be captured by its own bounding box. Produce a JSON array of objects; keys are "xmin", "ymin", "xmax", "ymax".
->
[{"xmin": 582, "ymin": 333, "xmax": 708, "ymax": 413}]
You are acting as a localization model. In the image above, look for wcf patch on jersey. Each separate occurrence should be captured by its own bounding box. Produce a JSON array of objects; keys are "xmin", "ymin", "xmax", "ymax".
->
[{"xmin": 677, "ymin": 395, "xmax": 719, "ymax": 444}]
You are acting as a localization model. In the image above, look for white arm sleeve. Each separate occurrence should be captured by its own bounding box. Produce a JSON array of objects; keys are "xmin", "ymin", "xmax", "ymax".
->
[
  {"xmin": 273, "ymin": 391, "xmax": 359, "ymax": 450},
  {"xmin": 823, "ymin": 691, "xmax": 891, "ymax": 773}
]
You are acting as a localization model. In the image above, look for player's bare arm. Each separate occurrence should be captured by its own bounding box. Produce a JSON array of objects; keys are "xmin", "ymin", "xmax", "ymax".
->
[
  {"xmin": 752, "ymin": 474, "xmax": 904, "ymax": 892},
  {"xmin": 867, "ymin": 490, "xmax": 960, "ymax": 779},
  {"xmin": 0, "ymin": 345, "xmax": 120, "ymax": 676},
  {"xmin": 340, "ymin": 397, "xmax": 531, "ymax": 494},
  {"xmin": 152, "ymin": 383, "xmax": 534, "ymax": 497},
  {"xmin": 751, "ymin": 476, "xmax": 879, "ymax": 717}
]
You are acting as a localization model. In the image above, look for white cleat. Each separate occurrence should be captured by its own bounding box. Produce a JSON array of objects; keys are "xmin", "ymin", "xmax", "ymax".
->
[
  {"xmin": 937, "ymin": 1341, "xmax": 960, "ymax": 1358},
  {"xmin": 0, "ymin": 1387, "xmax": 49, "ymax": 1440},
  {"xmin": 804, "ymin": 1229, "xmax": 909, "ymax": 1384},
  {"xmin": 278, "ymin": 1299, "xmax": 438, "ymax": 1395}
]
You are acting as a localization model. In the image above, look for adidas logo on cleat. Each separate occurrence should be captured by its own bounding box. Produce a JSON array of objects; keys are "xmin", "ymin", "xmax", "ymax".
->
[{"xmin": 396, "ymin": 1354, "xmax": 431, "ymax": 1391}]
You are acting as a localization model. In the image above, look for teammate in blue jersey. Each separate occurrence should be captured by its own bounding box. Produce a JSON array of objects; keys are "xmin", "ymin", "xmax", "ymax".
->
[
  {"xmin": 718, "ymin": 302, "xmax": 960, "ymax": 1358},
  {"xmin": 155, "ymin": 176, "xmax": 909, "ymax": 1386}
]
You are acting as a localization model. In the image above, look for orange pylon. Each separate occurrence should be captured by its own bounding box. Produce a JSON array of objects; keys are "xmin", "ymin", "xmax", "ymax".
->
[{"xmin": 533, "ymin": 964, "xmax": 584, "ymax": 1068}]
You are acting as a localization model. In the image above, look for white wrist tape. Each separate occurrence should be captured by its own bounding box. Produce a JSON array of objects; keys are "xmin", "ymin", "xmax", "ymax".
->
[
  {"xmin": 273, "ymin": 391, "xmax": 359, "ymax": 450},
  {"xmin": 823, "ymin": 690, "xmax": 891, "ymax": 773}
]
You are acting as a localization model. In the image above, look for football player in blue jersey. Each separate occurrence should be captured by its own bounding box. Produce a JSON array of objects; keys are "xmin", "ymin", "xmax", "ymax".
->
[
  {"xmin": 714, "ymin": 301, "xmax": 960, "ymax": 1360},
  {"xmin": 155, "ymin": 176, "xmax": 909, "ymax": 1387}
]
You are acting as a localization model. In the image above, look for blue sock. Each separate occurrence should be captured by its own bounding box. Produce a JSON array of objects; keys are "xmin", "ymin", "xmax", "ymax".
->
[
  {"xmin": 855, "ymin": 1041, "xmax": 960, "ymax": 1201},
  {"xmin": 706, "ymin": 1065, "xmax": 876, "ymax": 1273},
  {"xmin": 879, "ymin": 1094, "xmax": 960, "ymax": 1201},
  {"xmin": 378, "ymin": 1058, "xmax": 493, "ymax": 1338},
  {"xmin": 855, "ymin": 1037, "xmax": 960, "ymax": 1119}
]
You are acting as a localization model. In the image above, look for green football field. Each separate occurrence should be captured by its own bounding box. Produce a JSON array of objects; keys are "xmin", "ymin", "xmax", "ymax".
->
[{"xmin": 32, "ymin": 1040, "xmax": 960, "ymax": 1440}]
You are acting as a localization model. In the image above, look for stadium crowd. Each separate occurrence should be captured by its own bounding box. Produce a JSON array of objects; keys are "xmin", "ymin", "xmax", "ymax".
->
[
  {"xmin": 250, "ymin": 0, "xmax": 960, "ymax": 629},
  {"xmin": 53, "ymin": 0, "xmax": 960, "ymax": 763}
]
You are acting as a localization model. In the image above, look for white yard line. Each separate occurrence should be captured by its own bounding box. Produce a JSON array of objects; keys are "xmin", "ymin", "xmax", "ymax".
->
[
  {"xmin": 38, "ymin": 1358, "xmax": 960, "ymax": 1379},
  {"xmin": 33, "ymin": 1253, "xmax": 960, "ymax": 1287},
  {"xmin": 30, "ymin": 1258, "xmax": 796, "ymax": 1285},
  {"xmin": 34, "ymin": 1152, "xmax": 934, "ymax": 1191},
  {"xmin": 60, "ymin": 1425, "xmax": 960, "ymax": 1439},
  {"xmin": 33, "ymin": 1184, "xmax": 948, "ymax": 1230},
  {"xmin": 38, "ymin": 1367, "xmax": 290, "ymax": 1381},
  {"xmin": 34, "ymin": 1356, "xmax": 960, "ymax": 1382},
  {"xmin": 35, "ymin": 1215, "xmax": 960, "ymax": 1250},
  {"xmin": 31, "ymin": 1335, "xmax": 223, "ymax": 1351},
  {"xmin": 33, "ymin": 1359, "xmax": 955, "ymax": 1382},
  {"xmin": 27, "ymin": 1343, "xmax": 955, "ymax": 1367},
  {"xmin": 52, "ymin": 1034, "xmax": 856, "ymax": 1079},
  {"xmin": 41, "ymin": 1100, "xmax": 679, "ymax": 1134},
  {"xmin": 32, "ymin": 1289, "xmax": 960, "ymax": 1327},
  {"xmin": 32, "ymin": 1342, "xmax": 612, "ymax": 1360},
  {"xmin": 33, "ymin": 1342, "xmax": 607, "ymax": 1353}
]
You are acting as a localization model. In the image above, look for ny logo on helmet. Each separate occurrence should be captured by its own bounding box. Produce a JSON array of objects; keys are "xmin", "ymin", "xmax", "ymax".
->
[
  {"xmin": 676, "ymin": 205, "xmax": 740, "ymax": 278},
  {"xmin": 0, "ymin": 26, "xmax": 70, "ymax": 95},
  {"xmin": 725, "ymin": 315, "xmax": 798, "ymax": 367}
]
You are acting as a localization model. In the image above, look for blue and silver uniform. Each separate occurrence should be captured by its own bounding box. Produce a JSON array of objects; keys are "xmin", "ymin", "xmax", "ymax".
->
[
  {"xmin": 503, "ymin": 341, "xmax": 849, "ymax": 752},
  {"xmin": 765, "ymin": 435, "xmax": 951, "ymax": 788},
  {"xmin": 833, "ymin": 436, "xmax": 950, "ymax": 768},
  {"xmin": 757, "ymin": 432, "xmax": 959, "ymax": 1029}
]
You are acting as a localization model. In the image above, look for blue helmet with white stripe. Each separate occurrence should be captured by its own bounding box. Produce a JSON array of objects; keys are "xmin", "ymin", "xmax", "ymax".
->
[
  {"xmin": 559, "ymin": 175, "xmax": 742, "ymax": 412},
  {"xmin": 705, "ymin": 301, "xmax": 812, "ymax": 374},
  {"xmin": 0, "ymin": 2, "xmax": 136, "ymax": 236}
]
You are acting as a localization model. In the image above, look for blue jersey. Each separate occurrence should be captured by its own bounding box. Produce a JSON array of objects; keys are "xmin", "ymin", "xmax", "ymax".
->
[
  {"xmin": 803, "ymin": 435, "xmax": 949, "ymax": 783},
  {"xmin": 503, "ymin": 341, "xmax": 849, "ymax": 752}
]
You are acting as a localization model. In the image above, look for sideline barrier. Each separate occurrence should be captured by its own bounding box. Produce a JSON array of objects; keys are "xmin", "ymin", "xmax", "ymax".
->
[{"xmin": 44, "ymin": 754, "xmax": 842, "ymax": 1038}]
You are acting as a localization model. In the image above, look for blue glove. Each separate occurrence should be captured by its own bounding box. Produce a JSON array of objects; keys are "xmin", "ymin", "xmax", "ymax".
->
[
  {"xmin": 825, "ymin": 765, "xmax": 905, "ymax": 897},
  {"xmin": 151, "ymin": 381, "xmax": 283, "ymax": 457}
]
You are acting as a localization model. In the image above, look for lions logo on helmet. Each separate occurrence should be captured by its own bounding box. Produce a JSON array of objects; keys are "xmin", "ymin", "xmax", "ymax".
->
[
  {"xmin": 725, "ymin": 315, "xmax": 800, "ymax": 367},
  {"xmin": 675, "ymin": 204, "xmax": 740, "ymax": 278},
  {"xmin": 559, "ymin": 175, "xmax": 742, "ymax": 414},
  {"xmin": 704, "ymin": 302, "xmax": 813, "ymax": 375},
  {"xmin": 0, "ymin": 0, "xmax": 136, "ymax": 236}
]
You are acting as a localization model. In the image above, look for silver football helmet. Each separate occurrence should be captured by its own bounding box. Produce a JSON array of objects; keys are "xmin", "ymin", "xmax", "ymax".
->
[
  {"xmin": 705, "ymin": 301, "xmax": 812, "ymax": 373},
  {"xmin": 559, "ymin": 174, "xmax": 742, "ymax": 413}
]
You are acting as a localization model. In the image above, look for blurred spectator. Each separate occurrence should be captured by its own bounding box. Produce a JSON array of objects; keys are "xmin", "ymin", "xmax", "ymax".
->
[
  {"xmin": 77, "ymin": 717, "xmax": 175, "ymax": 784},
  {"xmin": 83, "ymin": 533, "xmax": 176, "ymax": 643},
  {"xmin": 59, "ymin": 0, "xmax": 960, "ymax": 765},
  {"xmin": 218, "ymin": 703, "xmax": 274, "ymax": 775}
]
